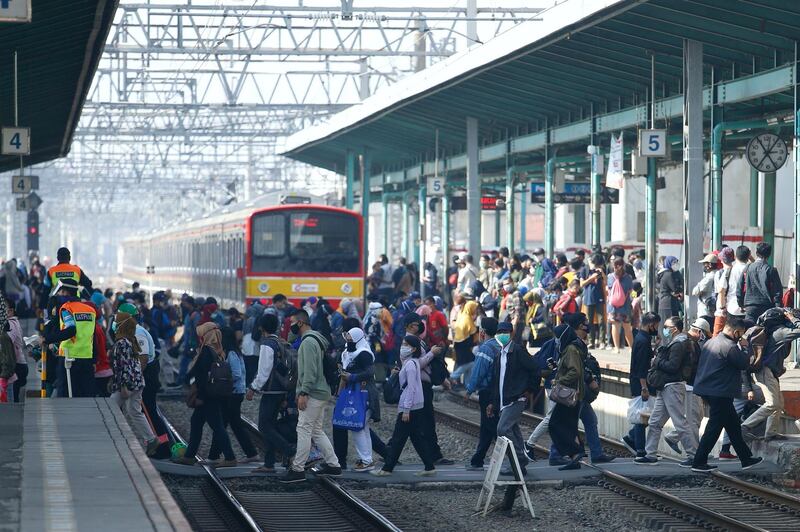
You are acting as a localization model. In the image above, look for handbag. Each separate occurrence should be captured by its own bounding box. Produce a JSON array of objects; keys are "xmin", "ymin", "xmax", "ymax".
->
[
  {"xmin": 332, "ymin": 383, "xmax": 368, "ymax": 431},
  {"xmin": 383, "ymin": 371, "xmax": 403, "ymax": 404},
  {"xmin": 548, "ymin": 382, "xmax": 578, "ymax": 407}
]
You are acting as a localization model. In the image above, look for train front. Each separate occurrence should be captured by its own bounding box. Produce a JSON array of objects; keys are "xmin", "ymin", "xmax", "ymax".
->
[{"xmin": 245, "ymin": 205, "xmax": 364, "ymax": 308}]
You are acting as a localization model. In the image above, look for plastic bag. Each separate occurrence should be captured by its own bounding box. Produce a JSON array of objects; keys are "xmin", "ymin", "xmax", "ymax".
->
[
  {"xmin": 627, "ymin": 395, "xmax": 655, "ymax": 425},
  {"xmin": 332, "ymin": 384, "xmax": 368, "ymax": 431}
]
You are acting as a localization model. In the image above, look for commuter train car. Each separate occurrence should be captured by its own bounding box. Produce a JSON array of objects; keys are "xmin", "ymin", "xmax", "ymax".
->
[{"xmin": 121, "ymin": 193, "xmax": 364, "ymax": 308}]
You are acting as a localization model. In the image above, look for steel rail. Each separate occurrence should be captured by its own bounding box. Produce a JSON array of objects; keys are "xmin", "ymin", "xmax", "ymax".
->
[
  {"xmin": 158, "ymin": 407, "xmax": 264, "ymax": 532},
  {"xmin": 239, "ymin": 413, "xmax": 402, "ymax": 532},
  {"xmin": 710, "ymin": 470, "xmax": 800, "ymax": 514}
]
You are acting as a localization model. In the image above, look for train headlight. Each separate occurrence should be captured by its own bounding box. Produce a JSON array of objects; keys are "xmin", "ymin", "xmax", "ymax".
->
[
  {"xmin": 258, "ymin": 282, "xmax": 270, "ymax": 294},
  {"xmin": 341, "ymin": 283, "xmax": 353, "ymax": 295}
]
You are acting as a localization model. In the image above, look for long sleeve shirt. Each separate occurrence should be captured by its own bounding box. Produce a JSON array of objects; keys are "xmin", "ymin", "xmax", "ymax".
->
[
  {"xmin": 629, "ymin": 329, "xmax": 653, "ymax": 396},
  {"xmin": 297, "ymin": 331, "xmax": 331, "ymax": 401},
  {"xmin": 249, "ymin": 341, "xmax": 275, "ymax": 392},
  {"xmin": 692, "ymin": 270, "xmax": 716, "ymax": 316},
  {"xmin": 398, "ymin": 358, "xmax": 425, "ymax": 414},
  {"xmin": 737, "ymin": 258, "xmax": 783, "ymax": 310},
  {"xmin": 466, "ymin": 338, "xmax": 500, "ymax": 394}
]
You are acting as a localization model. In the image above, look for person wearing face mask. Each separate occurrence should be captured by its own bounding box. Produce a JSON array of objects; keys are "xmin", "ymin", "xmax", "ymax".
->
[
  {"xmin": 487, "ymin": 321, "xmax": 540, "ymax": 477},
  {"xmin": 281, "ymin": 310, "xmax": 341, "ymax": 483},
  {"xmin": 635, "ymin": 317, "xmax": 699, "ymax": 466},
  {"xmin": 691, "ymin": 317, "xmax": 763, "ymax": 472},
  {"xmin": 331, "ymin": 327, "xmax": 384, "ymax": 473},
  {"xmin": 622, "ymin": 312, "xmax": 660, "ymax": 458},
  {"xmin": 110, "ymin": 311, "xmax": 160, "ymax": 456},
  {"xmin": 657, "ymin": 256, "xmax": 684, "ymax": 320},
  {"xmin": 464, "ymin": 317, "xmax": 500, "ymax": 470},
  {"xmin": 372, "ymin": 335, "xmax": 436, "ymax": 477}
]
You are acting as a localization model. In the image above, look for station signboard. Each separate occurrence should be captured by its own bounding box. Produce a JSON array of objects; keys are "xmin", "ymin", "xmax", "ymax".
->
[
  {"xmin": 0, "ymin": 0, "xmax": 31, "ymax": 22},
  {"xmin": 530, "ymin": 182, "xmax": 619, "ymax": 204}
]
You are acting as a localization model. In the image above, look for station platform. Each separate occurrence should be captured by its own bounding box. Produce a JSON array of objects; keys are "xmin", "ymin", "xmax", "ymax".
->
[{"xmin": 3, "ymin": 399, "xmax": 189, "ymax": 532}]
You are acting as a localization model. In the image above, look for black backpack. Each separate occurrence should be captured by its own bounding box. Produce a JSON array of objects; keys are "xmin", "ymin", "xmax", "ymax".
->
[
  {"xmin": 208, "ymin": 356, "xmax": 233, "ymax": 397},
  {"xmin": 429, "ymin": 355, "xmax": 450, "ymax": 386},
  {"xmin": 263, "ymin": 335, "xmax": 298, "ymax": 392},
  {"xmin": 307, "ymin": 333, "xmax": 340, "ymax": 389},
  {"xmin": 383, "ymin": 371, "xmax": 403, "ymax": 404},
  {"xmin": 583, "ymin": 353, "xmax": 602, "ymax": 403}
]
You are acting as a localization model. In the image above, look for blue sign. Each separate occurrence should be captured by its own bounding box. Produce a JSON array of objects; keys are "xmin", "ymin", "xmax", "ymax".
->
[{"xmin": 530, "ymin": 182, "xmax": 619, "ymax": 204}]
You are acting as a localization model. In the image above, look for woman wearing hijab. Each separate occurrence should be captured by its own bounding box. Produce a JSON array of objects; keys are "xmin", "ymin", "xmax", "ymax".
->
[
  {"xmin": 372, "ymin": 335, "xmax": 436, "ymax": 477},
  {"xmin": 657, "ymin": 256, "xmax": 684, "ymax": 319},
  {"xmin": 452, "ymin": 300, "xmax": 479, "ymax": 376},
  {"xmin": 174, "ymin": 322, "xmax": 236, "ymax": 467},
  {"xmin": 332, "ymin": 327, "xmax": 383, "ymax": 472},
  {"xmin": 110, "ymin": 311, "xmax": 160, "ymax": 455}
]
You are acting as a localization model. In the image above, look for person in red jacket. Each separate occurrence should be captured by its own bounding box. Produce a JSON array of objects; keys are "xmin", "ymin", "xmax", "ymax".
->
[{"xmin": 552, "ymin": 279, "xmax": 580, "ymax": 324}]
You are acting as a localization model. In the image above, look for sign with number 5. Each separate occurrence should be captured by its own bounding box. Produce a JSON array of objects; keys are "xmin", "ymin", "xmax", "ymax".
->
[
  {"xmin": 638, "ymin": 129, "xmax": 666, "ymax": 157},
  {"xmin": 2, "ymin": 127, "xmax": 30, "ymax": 155},
  {"xmin": 427, "ymin": 177, "xmax": 445, "ymax": 197}
]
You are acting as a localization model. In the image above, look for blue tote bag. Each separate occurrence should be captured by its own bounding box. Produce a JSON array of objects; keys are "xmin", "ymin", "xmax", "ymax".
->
[{"xmin": 332, "ymin": 383, "xmax": 368, "ymax": 431}]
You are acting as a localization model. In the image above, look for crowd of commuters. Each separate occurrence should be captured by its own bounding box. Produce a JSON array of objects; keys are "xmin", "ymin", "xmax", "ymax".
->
[{"xmin": 5, "ymin": 240, "xmax": 799, "ymax": 483}]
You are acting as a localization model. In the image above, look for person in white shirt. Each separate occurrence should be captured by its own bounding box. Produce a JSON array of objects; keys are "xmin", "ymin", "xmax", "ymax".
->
[
  {"xmin": 713, "ymin": 247, "xmax": 736, "ymax": 336},
  {"xmin": 692, "ymin": 254, "xmax": 718, "ymax": 319},
  {"xmin": 726, "ymin": 246, "xmax": 751, "ymax": 319},
  {"xmin": 245, "ymin": 313, "xmax": 295, "ymax": 473}
]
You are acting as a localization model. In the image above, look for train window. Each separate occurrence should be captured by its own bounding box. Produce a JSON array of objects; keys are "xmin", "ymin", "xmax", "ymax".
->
[
  {"xmin": 288, "ymin": 212, "xmax": 359, "ymax": 273},
  {"xmin": 252, "ymin": 213, "xmax": 285, "ymax": 257}
]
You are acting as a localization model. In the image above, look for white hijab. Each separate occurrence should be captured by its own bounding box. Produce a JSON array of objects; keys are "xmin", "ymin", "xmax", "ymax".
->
[{"xmin": 341, "ymin": 327, "xmax": 374, "ymax": 369}]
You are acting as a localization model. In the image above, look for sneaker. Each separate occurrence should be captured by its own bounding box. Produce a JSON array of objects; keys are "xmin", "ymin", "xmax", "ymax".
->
[
  {"xmin": 251, "ymin": 466, "xmax": 276, "ymax": 474},
  {"xmin": 558, "ymin": 459, "xmax": 580, "ymax": 471},
  {"xmin": 314, "ymin": 464, "xmax": 342, "ymax": 477},
  {"xmin": 678, "ymin": 458, "xmax": 693, "ymax": 468},
  {"xmin": 549, "ymin": 457, "xmax": 570, "ymax": 466},
  {"xmin": 718, "ymin": 452, "xmax": 738, "ymax": 461},
  {"xmin": 620, "ymin": 436, "xmax": 636, "ymax": 455},
  {"xmin": 370, "ymin": 469, "xmax": 392, "ymax": 477},
  {"xmin": 634, "ymin": 456, "xmax": 659, "ymax": 465},
  {"xmin": 241, "ymin": 455, "xmax": 261, "ymax": 464},
  {"xmin": 304, "ymin": 457, "xmax": 323, "ymax": 470},
  {"xmin": 741, "ymin": 457, "xmax": 763, "ymax": 470},
  {"xmin": 280, "ymin": 469, "xmax": 307, "ymax": 483},
  {"xmin": 466, "ymin": 464, "xmax": 485, "ymax": 471},
  {"xmin": 434, "ymin": 457, "xmax": 454, "ymax": 466},
  {"xmin": 353, "ymin": 461, "xmax": 374, "ymax": 473},
  {"xmin": 214, "ymin": 459, "xmax": 238, "ymax": 468},
  {"xmin": 415, "ymin": 469, "xmax": 437, "ymax": 477},
  {"xmin": 691, "ymin": 463, "xmax": 718, "ymax": 473},
  {"xmin": 664, "ymin": 437, "xmax": 682, "ymax": 455},
  {"xmin": 523, "ymin": 443, "xmax": 537, "ymax": 462},
  {"xmin": 591, "ymin": 454, "xmax": 615, "ymax": 464}
]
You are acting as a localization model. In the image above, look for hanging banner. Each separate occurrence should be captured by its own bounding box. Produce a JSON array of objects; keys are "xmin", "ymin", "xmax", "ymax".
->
[{"xmin": 606, "ymin": 133, "xmax": 624, "ymax": 189}]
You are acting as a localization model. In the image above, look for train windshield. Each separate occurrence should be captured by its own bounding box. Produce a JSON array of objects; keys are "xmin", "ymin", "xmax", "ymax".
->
[{"xmin": 251, "ymin": 210, "xmax": 360, "ymax": 273}]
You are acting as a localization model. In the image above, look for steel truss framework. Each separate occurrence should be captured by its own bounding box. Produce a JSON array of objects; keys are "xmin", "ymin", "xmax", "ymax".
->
[{"xmin": 31, "ymin": 1, "xmax": 541, "ymax": 218}]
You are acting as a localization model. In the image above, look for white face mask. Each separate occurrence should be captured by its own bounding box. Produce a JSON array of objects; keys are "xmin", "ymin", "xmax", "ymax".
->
[
  {"xmin": 400, "ymin": 345, "xmax": 414, "ymax": 358},
  {"xmin": 671, "ymin": 263, "xmax": 680, "ymax": 272}
]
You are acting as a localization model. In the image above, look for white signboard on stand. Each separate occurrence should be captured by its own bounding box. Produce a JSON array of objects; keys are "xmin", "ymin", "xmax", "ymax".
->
[{"xmin": 475, "ymin": 436, "xmax": 535, "ymax": 518}]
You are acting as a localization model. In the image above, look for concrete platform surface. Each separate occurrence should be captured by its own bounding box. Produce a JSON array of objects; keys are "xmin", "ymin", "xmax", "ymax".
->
[{"xmin": 20, "ymin": 399, "xmax": 190, "ymax": 532}]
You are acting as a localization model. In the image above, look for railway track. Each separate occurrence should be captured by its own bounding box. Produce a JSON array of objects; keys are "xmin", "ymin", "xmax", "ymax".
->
[
  {"xmin": 158, "ymin": 404, "xmax": 400, "ymax": 532},
  {"xmin": 435, "ymin": 395, "xmax": 800, "ymax": 531}
]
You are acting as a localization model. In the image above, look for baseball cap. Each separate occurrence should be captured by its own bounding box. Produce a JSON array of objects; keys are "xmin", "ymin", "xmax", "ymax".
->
[
  {"xmin": 699, "ymin": 253, "xmax": 719, "ymax": 264},
  {"xmin": 118, "ymin": 302, "xmax": 139, "ymax": 316},
  {"xmin": 690, "ymin": 318, "xmax": 711, "ymax": 336},
  {"xmin": 497, "ymin": 322, "xmax": 513, "ymax": 334}
]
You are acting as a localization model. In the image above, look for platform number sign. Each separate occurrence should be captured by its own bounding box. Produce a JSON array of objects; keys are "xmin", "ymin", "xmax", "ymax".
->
[
  {"xmin": 427, "ymin": 176, "xmax": 445, "ymax": 197},
  {"xmin": 11, "ymin": 175, "xmax": 37, "ymax": 194},
  {"xmin": 746, "ymin": 133, "xmax": 788, "ymax": 173},
  {"xmin": 0, "ymin": 0, "xmax": 31, "ymax": 23},
  {"xmin": 638, "ymin": 129, "xmax": 667, "ymax": 157},
  {"xmin": 1, "ymin": 127, "xmax": 30, "ymax": 155}
]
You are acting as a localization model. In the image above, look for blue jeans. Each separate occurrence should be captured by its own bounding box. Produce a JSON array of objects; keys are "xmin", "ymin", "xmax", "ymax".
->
[
  {"xmin": 178, "ymin": 350, "xmax": 193, "ymax": 385},
  {"xmin": 449, "ymin": 361, "xmax": 474, "ymax": 385},
  {"xmin": 628, "ymin": 424, "xmax": 646, "ymax": 456},
  {"xmin": 550, "ymin": 401, "xmax": 604, "ymax": 460}
]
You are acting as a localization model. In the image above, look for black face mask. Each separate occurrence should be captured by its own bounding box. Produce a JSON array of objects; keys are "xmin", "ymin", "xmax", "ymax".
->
[
  {"xmin": 290, "ymin": 323, "xmax": 301, "ymax": 335},
  {"xmin": 346, "ymin": 341, "xmax": 357, "ymax": 352}
]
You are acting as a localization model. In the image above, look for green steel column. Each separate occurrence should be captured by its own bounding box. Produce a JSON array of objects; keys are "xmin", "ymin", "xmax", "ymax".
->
[
  {"xmin": 764, "ymin": 171, "xmax": 776, "ymax": 265},
  {"xmin": 711, "ymin": 123, "xmax": 724, "ymax": 250},
  {"xmin": 544, "ymin": 157, "xmax": 555, "ymax": 257},
  {"xmin": 591, "ymin": 151, "xmax": 602, "ymax": 249},
  {"xmin": 401, "ymin": 191, "xmax": 410, "ymax": 260},
  {"xmin": 494, "ymin": 208, "xmax": 501, "ymax": 247},
  {"xmin": 646, "ymin": 157, "xmax": 658, "ymax": 312},
  {"xmin": 418, "ymin": 184, "xmax": 426, "ymax": 297},
  {"xmin": 505, "ymin": 168, "xmax": 515, "ymax": 254},
  {"xmin": 361, "ymin": 151, "xmax": 371, "ymax": 280},
  {"xmin": 574, "ymin": 205, "xmax": 585, "ymax": 244},
  {"xmin": 442, "ymin": 188, "xmax": 450, "ymax": 283},
  {"xmin": 382, "ymin": 195, "xmax": 389, "ymax": 255},
  {"xmin": 604, "ymin": 204, "xmax": 612, "ymax": 243},
  {"xmin": 345, "ymin": 150, "xmax": 356, "ymax": 209},
  {"xmin": 519, "ymin": 183, "xmax": 527, "ymax": 251},
  {"xmin": 749, "ymin": 166, "xmax": 759, "ymax": 227}
]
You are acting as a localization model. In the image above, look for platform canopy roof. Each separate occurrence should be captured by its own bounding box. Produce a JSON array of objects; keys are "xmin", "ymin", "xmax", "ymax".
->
[
  {"xmin": 0, "ymin": 0, "xmax": 118, "ymax": 173},
  {"xmin": 283, "ymin": 0, "xmax": 799, "ymax": 177}
]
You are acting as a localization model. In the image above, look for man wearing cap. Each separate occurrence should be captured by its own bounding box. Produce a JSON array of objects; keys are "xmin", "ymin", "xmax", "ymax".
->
[
  {"xmin": 41, "ymin": 278, "xmax": 97, "ymax": 397},
  {"xmin": 692, "ymin": 254, "xmax": 718, "ymax": 322},
  {"xmin": 488, "ymin": 321, "xmax": 540, "ymax": 477},
  {"xmin": 713, "ymin": 247, "xmax": 736, "ymax": 336},
  {"xmin": 43, "ymin": 247, "xmax": 92, "ymax": 301}
]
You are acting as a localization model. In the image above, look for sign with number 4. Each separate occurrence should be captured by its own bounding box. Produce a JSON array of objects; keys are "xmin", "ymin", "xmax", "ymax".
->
[
  {"xmin": 2, "ymin": 127, "xmax": 31, "ymax": 155},
  {"xmin": 638, "ymin": 129, "xmax": 666, "ymax": 157}
]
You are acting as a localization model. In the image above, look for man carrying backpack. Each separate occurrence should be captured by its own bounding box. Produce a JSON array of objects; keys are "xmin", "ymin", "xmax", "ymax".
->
[
  {"xmin": 246, "ymin": 314, "xmax": 296, "ymax": 474},
  {"xmin": 635, "ymin": 316, "xmax": 698, "ymax": 467},
  {"xmin": 281, "ymin": 310, "xmax": 341, "ymax": 483},
  {"xmin": 736, "ymin": 242, "xmax": 783, "ymax": 323},
  {"xmin": 741, "ymin": 308, "xmax": 800, "ymax": 441}
]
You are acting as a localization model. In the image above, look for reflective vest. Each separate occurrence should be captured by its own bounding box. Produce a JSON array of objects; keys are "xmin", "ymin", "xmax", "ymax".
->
[
  {"xmin": 49, "ymin": 263, "xmax": 82, "ymax": 288},
  {"xmin": 59, "ymin": 301, "xmax": 96, "ymax": 359}
]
